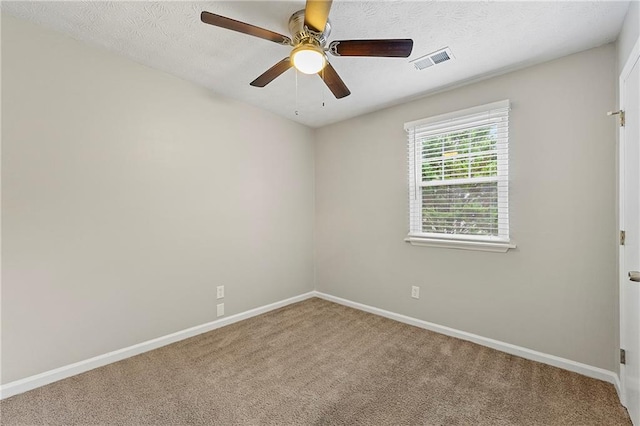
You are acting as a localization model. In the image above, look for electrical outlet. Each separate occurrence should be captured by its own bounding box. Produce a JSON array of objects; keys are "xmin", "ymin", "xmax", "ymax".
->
[
  {"xmin": 411, "ymin": 286, "xmax": 420, "ymax": 299},
  {"xmin": 216, "ymin": 285, "xmax": 224, "ymax": 299},
  {"xmin": 217, "ymin": 303, "xmax": 224, "ymax": 317}
]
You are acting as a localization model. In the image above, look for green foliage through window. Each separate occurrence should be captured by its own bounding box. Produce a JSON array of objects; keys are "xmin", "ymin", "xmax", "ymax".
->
[
  {"xmin": 422, "ymin": 183, "xmax": 498, "ymax": 235},
  {"xmin": 419, "ymin": 125, "xmax": 500, "ymax": 236}
]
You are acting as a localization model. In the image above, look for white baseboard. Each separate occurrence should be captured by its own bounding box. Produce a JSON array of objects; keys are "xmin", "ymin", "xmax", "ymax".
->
[
  {"xmin": 314, "ymin": 291, "xmax": 620, "ymax": 387},
  {"xmin": 0, "ymin": 291, "xmax": 315, "ymax": 400},
  {"xmin": 2, "ymin": 290, "xmax": 622, "ymax": 403},
  {"xmin": 614, "ymin": 374, "xmax": 625, "ymax": 407}
]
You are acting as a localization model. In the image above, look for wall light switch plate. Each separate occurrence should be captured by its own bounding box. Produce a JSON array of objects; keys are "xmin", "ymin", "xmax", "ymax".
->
[
  {"xmin": 216, "ymin": 285, "xmax": 224, "ymax": 299},
  {"xmin": 217, "ymin": 303, "xmax": 224, "ymax": 317}
]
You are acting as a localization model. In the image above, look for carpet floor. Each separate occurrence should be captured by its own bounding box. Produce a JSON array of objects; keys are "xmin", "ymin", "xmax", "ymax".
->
[{"xmin": 0, "ymin": 297, "xmax": 631, "ymax": 425}]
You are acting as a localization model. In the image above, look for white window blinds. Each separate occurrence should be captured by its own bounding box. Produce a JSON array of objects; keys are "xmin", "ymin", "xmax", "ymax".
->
[{"xmin": 405, "ymin": 100, "xmax": 511, "ymax": 245}]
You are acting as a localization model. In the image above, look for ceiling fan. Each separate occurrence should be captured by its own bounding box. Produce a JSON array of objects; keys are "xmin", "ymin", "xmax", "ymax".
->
[{"xmin": 200, "ymin": 0, "xmax": 413, "ymax": 99}]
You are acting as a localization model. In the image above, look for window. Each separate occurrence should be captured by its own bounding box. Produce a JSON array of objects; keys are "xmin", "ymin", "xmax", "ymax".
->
[{"xmin": 405, "ymin": 100, "xmax": 515, "ymax": 252}]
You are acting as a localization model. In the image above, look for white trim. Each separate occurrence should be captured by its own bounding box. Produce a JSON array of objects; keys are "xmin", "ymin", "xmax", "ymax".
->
[
  {"xmin": 618, "ymin": 62, "xmax": 628, "ymax": 408},
  {"xmin": 314, "ymin": 291, "xmax": 619, "ymax": 386},
  {"xmin": 618, "ymin": 33, "xmax": 640, "ymax": 415},
  {"xmin": 405, "ymin": 235, "xmax": 516, "ymax": 252},
  {"xmin": 420, "ymin": 175, "xmax": 499, "ymax": 188},
  {"xmin": 404, "ymin": 99, "xmax": 510, "ymax": 130},
  {"xmin": 620, "ymin": 36, "xmax": 640, "ymax": 83},
  {"xmin": 615, "ymin": 373, "xmax": 625, "ymax": 407},
  {"xmin": 0, "ymin": 292, "xmax": 315, "ymax": 400}
]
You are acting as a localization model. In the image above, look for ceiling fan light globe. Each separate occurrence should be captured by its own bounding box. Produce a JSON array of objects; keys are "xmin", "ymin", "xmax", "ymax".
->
[{"xmin": 291, "ymin": 47, "xmax": 325, "ymax": 74}]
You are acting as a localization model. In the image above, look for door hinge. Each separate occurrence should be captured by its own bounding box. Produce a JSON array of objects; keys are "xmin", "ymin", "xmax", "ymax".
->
[
  {"xmin": 620, "ymin": 230, "xmax": 626, "ymax": 246},
  {"xmin": 621, "ymin": 349, "xmax": 626, "ymax": 365},
  {"xmin": 608, "ymin": 110, "xmax": 625, "ymax": 127}
]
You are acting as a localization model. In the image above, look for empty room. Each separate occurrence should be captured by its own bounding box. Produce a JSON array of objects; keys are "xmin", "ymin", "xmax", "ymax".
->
[{"xmin": 1, "ymin": 0, "xmax": 639, "ymax": 424}]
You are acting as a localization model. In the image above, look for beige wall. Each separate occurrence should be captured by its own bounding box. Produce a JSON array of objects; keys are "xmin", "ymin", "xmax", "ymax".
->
[
  {"xmin": 314, "ymin": 44, "xmax": 618, "ymax": 371},
  {"xmin": 1, "ymin": 15, "xmax": 315, "ymax": 384}
]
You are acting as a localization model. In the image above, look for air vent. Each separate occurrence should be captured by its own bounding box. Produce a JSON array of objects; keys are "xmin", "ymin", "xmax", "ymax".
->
[{"xmin": 411, "ymin": 47, "xmax": 454, "ymax": 71}]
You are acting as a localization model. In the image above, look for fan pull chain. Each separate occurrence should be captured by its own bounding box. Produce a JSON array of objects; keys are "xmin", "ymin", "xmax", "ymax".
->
[{"xmin": 295, "ymin": 69, "xmax": 299, "ymax": 115}]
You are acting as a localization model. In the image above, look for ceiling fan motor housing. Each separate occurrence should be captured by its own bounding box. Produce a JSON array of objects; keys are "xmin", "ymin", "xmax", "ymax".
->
[{"xmin": 288, "ymin": 9, "xmax": 331, "ymax": 47}]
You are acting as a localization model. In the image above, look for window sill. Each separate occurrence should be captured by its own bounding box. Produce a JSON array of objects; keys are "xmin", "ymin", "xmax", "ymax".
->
[{"xmin": 404, "ymin": 235, "xmax": 516, "ymax": 252}]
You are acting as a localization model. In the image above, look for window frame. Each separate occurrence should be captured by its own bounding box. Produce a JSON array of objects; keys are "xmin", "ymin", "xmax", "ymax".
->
[{"xmin": 404, "ymin": 100, "xmax": 516, "ymax": 252}]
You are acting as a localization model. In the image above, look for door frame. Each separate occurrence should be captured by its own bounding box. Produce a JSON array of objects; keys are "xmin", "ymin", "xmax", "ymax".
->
[{"xmin": 619, "ymin": 34, "xmax": 640, "ymax": 409}]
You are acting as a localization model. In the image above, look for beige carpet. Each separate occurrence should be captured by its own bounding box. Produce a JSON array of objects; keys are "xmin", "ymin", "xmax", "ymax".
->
[{"xmin": 0, "ymin": 298, "xmax": 631, "ymax": 425}]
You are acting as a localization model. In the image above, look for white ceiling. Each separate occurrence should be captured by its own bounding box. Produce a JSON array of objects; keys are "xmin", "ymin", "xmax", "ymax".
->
[{"xmin": 2, "ymin": 1, "xmax": 630, "ymax": 128}]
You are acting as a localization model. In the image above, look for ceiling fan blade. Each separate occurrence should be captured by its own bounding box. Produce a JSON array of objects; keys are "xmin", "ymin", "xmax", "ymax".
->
[
  {"xmin": 304, "ymin": 0, "xmax": 333, "ymax": 33},
  {"xmin": 328, "ymin": 39, "xmax": 414, "ymax": 57},
  {"xmin": 250, "ymin": 58, "xmax": 292, "ymax": 87},
  {"xmin": 201, "ymin": 11, "xmax": 291, "ymax": 45},
  {"xmin": 318, "ymin": 61, "xmax": 350, "ymax": 99}
]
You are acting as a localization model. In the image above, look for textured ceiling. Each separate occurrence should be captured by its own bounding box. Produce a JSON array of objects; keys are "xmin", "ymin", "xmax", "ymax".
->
[{"xmin": 2, "ymin": 1, "xmax": 630, "ymax": 128}]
